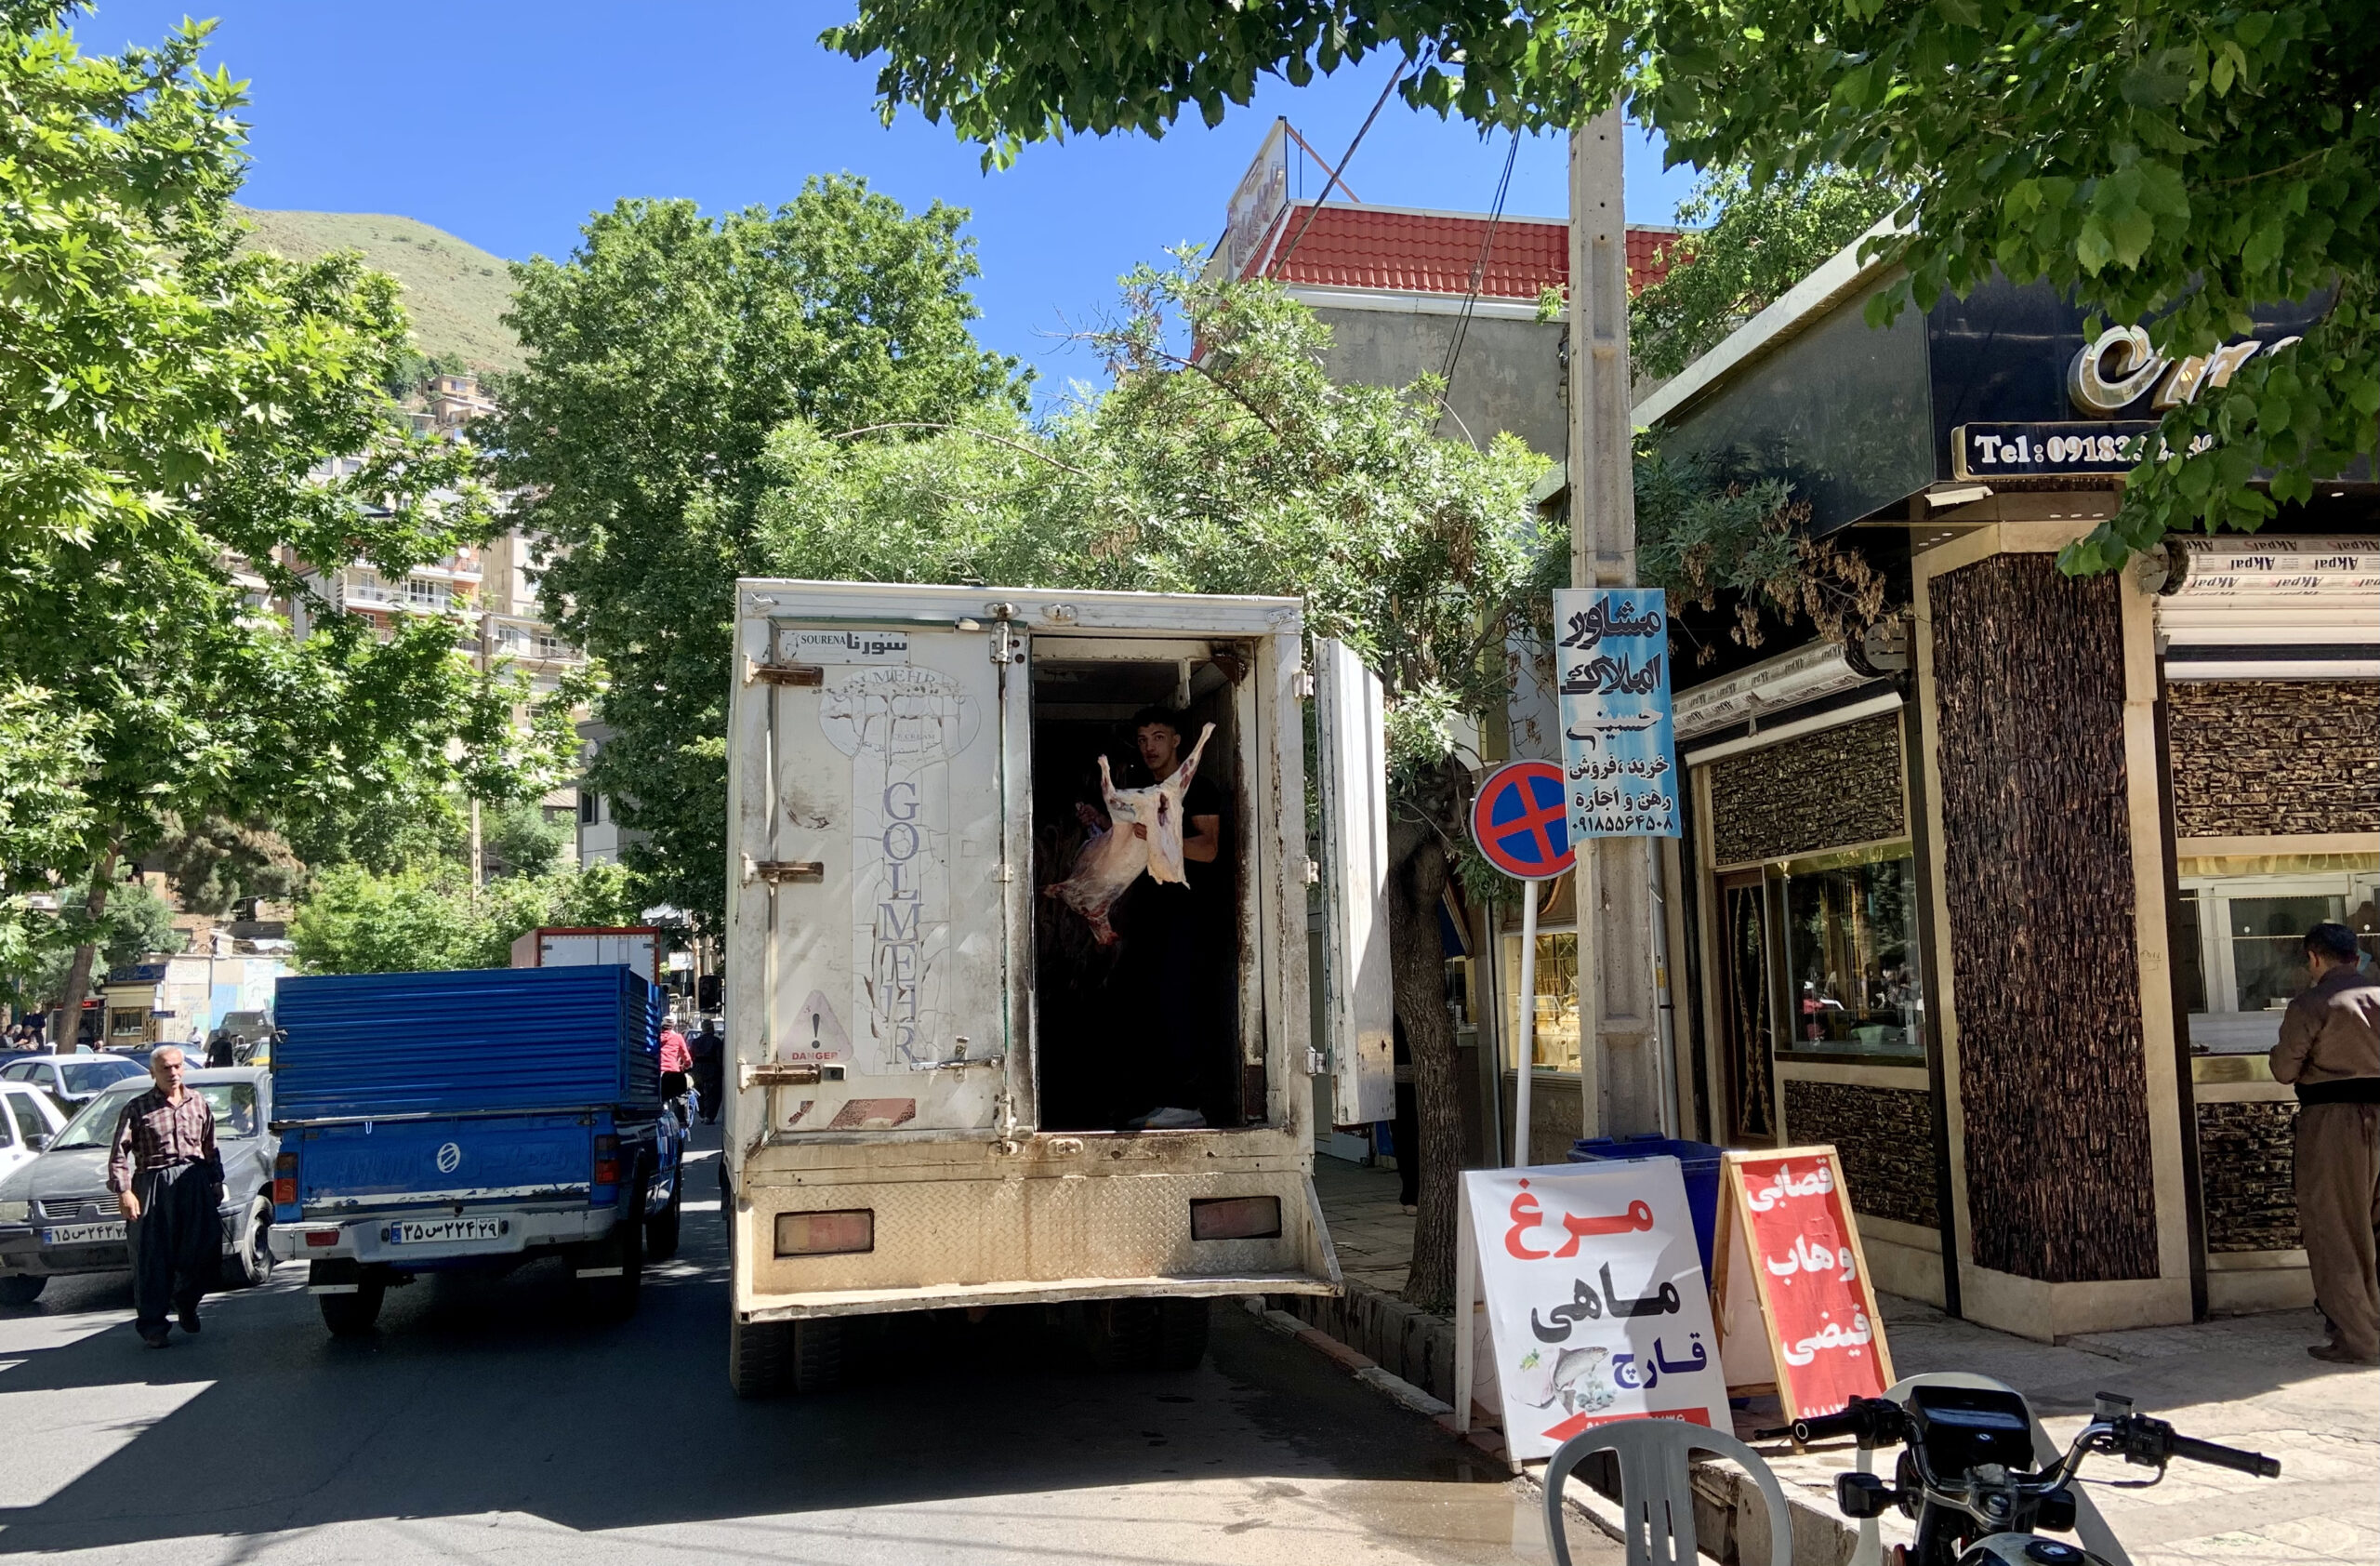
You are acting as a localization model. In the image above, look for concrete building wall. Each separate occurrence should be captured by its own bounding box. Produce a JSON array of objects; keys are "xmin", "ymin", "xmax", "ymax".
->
[{"xmin": 1308, "ymin": 306, "xmax": 1567, "ymax": 458}]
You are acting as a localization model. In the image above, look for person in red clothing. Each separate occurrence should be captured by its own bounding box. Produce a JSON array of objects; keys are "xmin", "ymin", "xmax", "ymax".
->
[{"xmin": 658, "ymin": 1024, "xmax": 692, "ymax": 1104}]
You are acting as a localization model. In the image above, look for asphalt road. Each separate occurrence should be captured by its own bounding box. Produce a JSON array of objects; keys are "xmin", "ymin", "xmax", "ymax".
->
[{"xmin": 0, "ymin": 1135, "xmax": 1607, "ymax": 1565}]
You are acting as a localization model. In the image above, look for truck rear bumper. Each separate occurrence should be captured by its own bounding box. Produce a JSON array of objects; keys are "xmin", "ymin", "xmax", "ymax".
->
[
  {"xmin": 731, "ymin": 1159, "xmax": 1343, "ymax": 1322},
  {"xmin": 271, "ymin": 1203, "xmax": 616, "ymax": 1271}
]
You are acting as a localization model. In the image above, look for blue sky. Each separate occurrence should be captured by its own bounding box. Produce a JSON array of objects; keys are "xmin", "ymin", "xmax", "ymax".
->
[{"xmin": 86, "ymin": 1, "xmax": 1702, "ymax": 392}]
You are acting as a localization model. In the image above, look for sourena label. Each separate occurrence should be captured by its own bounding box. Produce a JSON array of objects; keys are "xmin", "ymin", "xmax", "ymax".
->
[{"xmin": 780, "ymin": 628, "xmax": 911, "ymax": 664}]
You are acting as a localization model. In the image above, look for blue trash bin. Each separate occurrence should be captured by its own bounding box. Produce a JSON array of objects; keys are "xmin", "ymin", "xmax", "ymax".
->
[{"xmin": 1566, "ymin": 1134, "xmax": 1726, "ymax": 1279}]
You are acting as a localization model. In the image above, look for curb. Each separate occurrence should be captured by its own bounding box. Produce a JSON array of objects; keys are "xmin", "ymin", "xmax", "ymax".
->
[{"xmin": 1244, "ymin": 1299, "xmax": 1452, "ymax": 1422}]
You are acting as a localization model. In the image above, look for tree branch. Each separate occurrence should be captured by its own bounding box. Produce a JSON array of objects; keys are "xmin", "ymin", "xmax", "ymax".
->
[{"xmin": 825, "ymin": 422, "xmax": 1091, "ymax": 477}]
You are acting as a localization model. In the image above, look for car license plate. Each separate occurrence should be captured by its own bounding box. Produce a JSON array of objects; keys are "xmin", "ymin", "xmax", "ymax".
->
[
  {"xmin": 385, "ymin": 1218, "xmax": 503, "ymax": 1245},
  {"xmin": 41, "ymin": 1222, "xmax": 126, "ymax": 1246}
]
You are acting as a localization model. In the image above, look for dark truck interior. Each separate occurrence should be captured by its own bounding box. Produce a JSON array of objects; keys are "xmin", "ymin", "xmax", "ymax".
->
[{"xmin": 1028, "ymin": 646, "xmax": 1254, "ymax": 1133}]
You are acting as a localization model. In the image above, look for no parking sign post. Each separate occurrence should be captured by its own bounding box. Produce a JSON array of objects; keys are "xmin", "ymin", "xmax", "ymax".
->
[{"xmin": 1470, "ymin": 760, "xmax": 1575, "ymax": 1169}]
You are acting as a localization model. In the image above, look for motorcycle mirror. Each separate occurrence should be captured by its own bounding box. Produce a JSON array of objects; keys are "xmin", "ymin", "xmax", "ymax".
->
[{"xmin": 2091, "ymin": 1390, "xmax": 2135, "ymax": 1420}]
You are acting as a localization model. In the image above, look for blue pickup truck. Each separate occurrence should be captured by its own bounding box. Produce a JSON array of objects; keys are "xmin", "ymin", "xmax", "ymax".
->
[{"xmin": 266, "ymin": 965, "xmax": 683, "ymax": 1335}]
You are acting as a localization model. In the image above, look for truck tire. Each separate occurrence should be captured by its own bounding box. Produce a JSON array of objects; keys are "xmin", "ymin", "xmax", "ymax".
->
[
  {"xmin": 0, "ymin": 1275, "xmax": 46, "ymax": 1307},
  {"xmin": 320, "ymin": 1279, "xmax": 385, "ymax": 1336},
  {"xmin": 582, "ymin": 1196, "xmax": 645, "ymax": 1321},
  {"xmin": 220, "ymin": 1201, "xmax": 274, "ymax": 1289},
  {"xmin": 643, "ymin": 1177, "xmax": 682, "ymax": 1263},
  {"xmin": 1151, "ymin": 1298, "xmax": 1211, "ymax": 1371},
  {"xmin": 728, "ymin": 1315, "xmax": 790, "ymax": 1399},
  {"xmin": 790, "ymin": 1317, "xmax": 845, "ymax": 1394},
  {"xmin": 1084, "ymin": 1298, "xmax": 1159, "ymax": 1371}
]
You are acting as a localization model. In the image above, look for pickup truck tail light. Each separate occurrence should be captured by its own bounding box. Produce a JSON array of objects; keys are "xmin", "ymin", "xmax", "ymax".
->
[
  {"xmin": 592, "ymin": 1134, "xmax": 620, "ymax": 1192},
  {"xmin": 272, "ymin": 1150, "xmax": 298, "ymax": 1212}
]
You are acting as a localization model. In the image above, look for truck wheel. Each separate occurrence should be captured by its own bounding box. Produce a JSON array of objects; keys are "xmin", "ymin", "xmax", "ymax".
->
[
  {"xmin": 1084, "ymin": 1298, "xmax": 1159, "ymax": 1371},
  {"xmin": 583, "ymin": 1198, "xmax": 645, "ymax": 1321},
  {"xmin": 643, "ymin": 1181, "xmax": 682, "ymax": 1263},
  {"xmin": 0, "ymin": 1276, "xmax": 46, "ymax": 1307},
  {"xmin": 319, "ymin": 1279, "xmax": 385, "ymax": 1336},
  {"xmin": 1151, "ymin": 1298, "xmax": 1211, "ymax": 1371},
  {"xmin": 728, "ymin": 1315, "xmax": 789, "ymax": 1399},
  {"xmin": 790, "ymin": 1318, "xmax": 844, "ymax": 1394},
  {"xmin": 220, "ymin": 1202, "xmax": 274, "ymax": 1289}
]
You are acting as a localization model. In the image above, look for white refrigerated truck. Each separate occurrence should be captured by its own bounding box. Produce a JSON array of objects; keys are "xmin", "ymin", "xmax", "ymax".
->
[{"xmin": 721, "ymin": 579, "xmax": 1395, "ymax": 1393}]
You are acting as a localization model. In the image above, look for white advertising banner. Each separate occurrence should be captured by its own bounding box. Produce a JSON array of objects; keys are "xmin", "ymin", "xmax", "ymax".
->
[{"xmin": 1459, "ymin": 1160, "xmax": 1727, "ymax": 1461}]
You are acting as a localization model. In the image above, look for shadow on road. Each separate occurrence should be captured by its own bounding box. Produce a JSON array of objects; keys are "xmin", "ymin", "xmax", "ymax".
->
[{"xmin": 0, "ymin": 1146, "xmax": 1488, "ymax": 1555}]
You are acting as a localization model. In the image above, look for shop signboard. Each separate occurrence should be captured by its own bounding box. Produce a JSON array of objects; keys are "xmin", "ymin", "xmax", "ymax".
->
[
  {"xmin": 1710, "ymin": 1146, "xmax": 1895, "ymax": 1419},
  {"xmin": 1454, "ymin": 1160, "xmax": 1730, "ymax": 1460},
  {"xmin": 1220, "ymin": 120, "xmax": 1290, "ymax": 281},
  {"xmin": 1554, "ymin": 587, "xmax": 1679, "ymax": 839}
]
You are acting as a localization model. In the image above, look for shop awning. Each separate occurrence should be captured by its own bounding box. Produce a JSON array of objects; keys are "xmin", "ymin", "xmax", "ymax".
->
[{"xmin": 2155, "ymin": 537, "xmax": 2380, "ymax": 680}]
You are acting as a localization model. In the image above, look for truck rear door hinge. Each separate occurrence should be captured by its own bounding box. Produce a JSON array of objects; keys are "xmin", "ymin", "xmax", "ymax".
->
[
  {"xmin": 1306, "ymin": 1047, "xmax": 1326, "ymax": 1075},
  {"xmin": 745, "ymin": 659, "xmax": 825, "ymax": 687},
  {"xmin": 746, "ymin": 857, "xmax": 826, "ymax": 884},
  {"xmin": 1303, "ymin": 857, "xmax": 1320, "ymax": 884},
  {"xmin": 1292, "ymin": 670, "xmax": 1315, "ymax": 698}
]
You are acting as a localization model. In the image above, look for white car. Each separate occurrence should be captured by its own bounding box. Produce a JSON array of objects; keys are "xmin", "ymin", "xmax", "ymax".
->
[
  {"xmin": 0, "ymin": 1083, "xmax": 68, "ymax": 1183},
  {"xmin": 0, "ymin": 1054, "xmax": 148, "ymax": 1115}
]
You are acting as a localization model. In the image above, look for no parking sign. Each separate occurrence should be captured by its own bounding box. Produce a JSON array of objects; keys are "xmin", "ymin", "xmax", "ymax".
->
[{"xmin": 1470, "ymin": 761, "xmax": 1576, "ymax": 881}]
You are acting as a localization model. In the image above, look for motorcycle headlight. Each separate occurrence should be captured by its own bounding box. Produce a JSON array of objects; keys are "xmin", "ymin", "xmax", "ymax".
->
[{"xmin": 0, "ymin": 1200, "xmax": 30, "ymax": 1224}]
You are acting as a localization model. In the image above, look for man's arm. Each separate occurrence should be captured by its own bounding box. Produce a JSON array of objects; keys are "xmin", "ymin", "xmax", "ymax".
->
[
  {"xmin": 1183, "ymin": 814, "xmax": 1221, "ymax": 864},
  {"xmin": 2271, "ymin": 996, "xmax": 2320, "ymax": 1084},
  {"xmin": 106, "ymin": 1099, "xmax": 139, "ymax": 1197}
]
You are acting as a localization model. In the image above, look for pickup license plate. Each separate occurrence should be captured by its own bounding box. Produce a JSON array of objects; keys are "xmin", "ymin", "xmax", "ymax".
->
[
  {"xmin": 385, "ymin": 1218, "xmax": 504, "ymax": 1245},
  {"xmin": 42, "ymin": 1222, "xmax": 126, "ymax": 1246}
]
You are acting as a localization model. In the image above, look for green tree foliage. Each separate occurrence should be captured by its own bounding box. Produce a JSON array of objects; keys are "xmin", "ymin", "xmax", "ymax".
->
[
  {"xmin": 1630, "ymin": 165, "xmax": 1903, "ymax": 382},
  {"xmin": 290, "ymin": 861, "xmax": 642, "ymax": 975},
  {"xmin": 758, "ymin": 261, "xmax": 1557, "ymax": 1312},
  {"xmin": 486, "ymin": 180, "xmax": 1028, "ymax": 922},
  {"xmin": 18, "ymin": 881, "xmax": 183, "ymax": 1010},
  {"xmin": 486, "ymin": 801, "xmax": 569, "ymax": 880},
  {"xmin": 828, "ymin": 0, "xmax": 2379, "ymax": 570},
  {"xmin": 1, "ymin": 4, "xmax": 564, "ymax": 1021}
]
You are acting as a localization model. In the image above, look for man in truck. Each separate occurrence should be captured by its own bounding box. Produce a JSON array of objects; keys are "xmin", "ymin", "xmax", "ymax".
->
[
  {"xmin": 108, "ymin": 1046, "xmax": 223, "ymax": 1348},
  {"xmin": 1117, "ymin": 706, "xmax": 1228, "ymax": 1131}
]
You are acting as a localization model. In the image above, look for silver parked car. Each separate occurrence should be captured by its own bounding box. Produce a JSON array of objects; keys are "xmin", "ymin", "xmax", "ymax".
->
[
  {"xmin": 0, "ymin": 1067, "xmax": 277, "ymax": 1307},
  {"xmin": 0, "ymin": 1054, "xmax": 147, "ymax": 1116}
]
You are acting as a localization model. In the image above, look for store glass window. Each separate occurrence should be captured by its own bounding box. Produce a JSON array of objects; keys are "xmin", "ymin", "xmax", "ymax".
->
[
  {"xmin": 1501, "ymin": 931, "xmax": 1581, "ymax": 1071},
  {"xmin": 2182, "ymin": 868, "xmax": 2380, "ymax": 1053},
  {"xmin": 1778, "ymin": 853, "xmax": 1924, "ymax": 1057}
]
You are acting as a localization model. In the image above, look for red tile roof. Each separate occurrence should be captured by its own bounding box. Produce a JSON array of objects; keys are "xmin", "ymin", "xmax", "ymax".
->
[{"xmin": 1243, "ymin": 203, "xmax": 1683, "ymax": 299}]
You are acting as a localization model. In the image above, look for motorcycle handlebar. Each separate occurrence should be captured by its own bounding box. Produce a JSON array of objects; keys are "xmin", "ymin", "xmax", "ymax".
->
[
  {"xmin": 2164, "ymin": 1432, "xmax": 2281, "ymax": 1479},
  {"xmin": 1792, "ymin": 1397, "xmax": 1904, "ymax": 1447}
]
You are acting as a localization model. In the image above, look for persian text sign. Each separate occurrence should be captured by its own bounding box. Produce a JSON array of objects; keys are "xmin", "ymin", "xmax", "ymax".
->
[
  {"xmin": 1715, "ymin": 1148, "xmax": 1894, "ymax": 1420},
  {"xmin": 1553, "ymin": 588, "xmax": 1679, "ymax": 838},
  {"xmin": 1461, "ymin": 1161, "xmax": 1728, "ymax": 1461}
]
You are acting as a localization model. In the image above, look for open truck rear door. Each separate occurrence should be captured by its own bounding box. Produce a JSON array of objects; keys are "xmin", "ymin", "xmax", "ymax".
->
[
  {"xmin": 728, "ymin": 604, "xmax": 1028, "ymax": 1137},
  {"xmin": 1313, "ymin": 637, "xmax": 1395, "ymax": 1129}
]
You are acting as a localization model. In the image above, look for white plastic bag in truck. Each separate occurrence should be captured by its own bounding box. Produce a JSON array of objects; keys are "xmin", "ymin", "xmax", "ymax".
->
[{"xmin": 720, "ymin": 580, "xmax": 1392, "ymax": 1394}]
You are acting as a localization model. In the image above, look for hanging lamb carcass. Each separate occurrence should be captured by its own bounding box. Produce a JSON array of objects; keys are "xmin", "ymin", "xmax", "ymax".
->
[{"xmin": 1043, "ymin": 723, "xmax": 1216, "ymax": 945}]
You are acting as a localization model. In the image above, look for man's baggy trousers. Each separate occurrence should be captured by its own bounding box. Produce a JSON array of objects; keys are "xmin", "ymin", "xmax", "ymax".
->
[
  {"xmin": 130, "ymin": 1161, "xmax": 218, "ymax": 1334},
  {"xmin": 2295, "ymin": 1101, "xmax": 2380, "ymax": 1360}
]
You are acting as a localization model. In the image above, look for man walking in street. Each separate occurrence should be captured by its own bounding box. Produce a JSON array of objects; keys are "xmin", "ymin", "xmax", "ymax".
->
[
  {"xmin": 108, "ymin": 1046, "xmax": 222, "ymax": 1349},
  {"xmin": 2270, "ymin": 922, "xmax": 2380, "ymax": 1365}
]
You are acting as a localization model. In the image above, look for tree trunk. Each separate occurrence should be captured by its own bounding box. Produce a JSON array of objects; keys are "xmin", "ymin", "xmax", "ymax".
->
[
  {"xmin": 54, "ymin": 845, "xmax": 120, "ymax": 1049},
  {"xmin": 1391, "ymin": 765, "xmax": 1466, "ymax": 1315}
]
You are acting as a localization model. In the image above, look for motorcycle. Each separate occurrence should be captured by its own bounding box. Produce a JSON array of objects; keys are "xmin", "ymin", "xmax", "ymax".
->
[{"xmin": 1792, "ymin": 1381, "xmax": 2280, "ymax": 1566}]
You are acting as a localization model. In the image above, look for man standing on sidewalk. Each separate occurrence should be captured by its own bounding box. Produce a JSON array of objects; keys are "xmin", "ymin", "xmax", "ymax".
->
[
  {"xmin": 2271, "ymin": 922, "xmax": 2380, "ymax": 1365},
  {"xmin": 108, "ymin": 1046, "xmax": 223, "ymax": 1349}
]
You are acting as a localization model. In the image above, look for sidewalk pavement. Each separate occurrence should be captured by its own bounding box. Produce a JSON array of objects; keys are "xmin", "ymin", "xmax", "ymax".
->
[{"xmin": 1311, "ymin": 1155, "xmax": 2379, "ymax": 1566}]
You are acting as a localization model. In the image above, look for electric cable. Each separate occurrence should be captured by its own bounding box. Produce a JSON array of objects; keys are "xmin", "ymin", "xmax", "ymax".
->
[
  {"xmin": 1264, "ymin": 52, "xmax": 1423, "ymax": 281},
  {"xmin": 1436, "ymin": 126, "xmax": 1524, "ymax": 438}
]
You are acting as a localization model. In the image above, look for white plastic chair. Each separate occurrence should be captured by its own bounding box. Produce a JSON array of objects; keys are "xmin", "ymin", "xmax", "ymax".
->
[
  {"xmin": 1844, "ymin": 1373, "xmax": 2129, "ymax": 1566},
  {"xmin": 1543, "ymin": 1416, "xmax": 1795, "ymax": 1566}
]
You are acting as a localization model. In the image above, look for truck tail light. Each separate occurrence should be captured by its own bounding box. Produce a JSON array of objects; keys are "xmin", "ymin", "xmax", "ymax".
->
[
  {"xmin": 305, "ymin": 1229, "xmax": 338, "ymax": 1248},
  {"xmin": 1189, "ymin": 1195, "xmax": 1282, "ymax": 1241},
  {"xmin": 774, "ymin": 1209, "xmax": 872, "ymax": 1257},
  {"xmin": 592, "ymin": 1133, "xmax": 619, "ymax": 1188},
  {"xmin": 272, "ymin": 1150, "xmax": 298, "ymax": 1209}
]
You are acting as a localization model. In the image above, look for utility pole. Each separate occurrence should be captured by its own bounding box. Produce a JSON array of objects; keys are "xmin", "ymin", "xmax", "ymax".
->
[{"xmin": 1567, "ymin": 109, "xmax": 1663, "ymax": 1137}]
